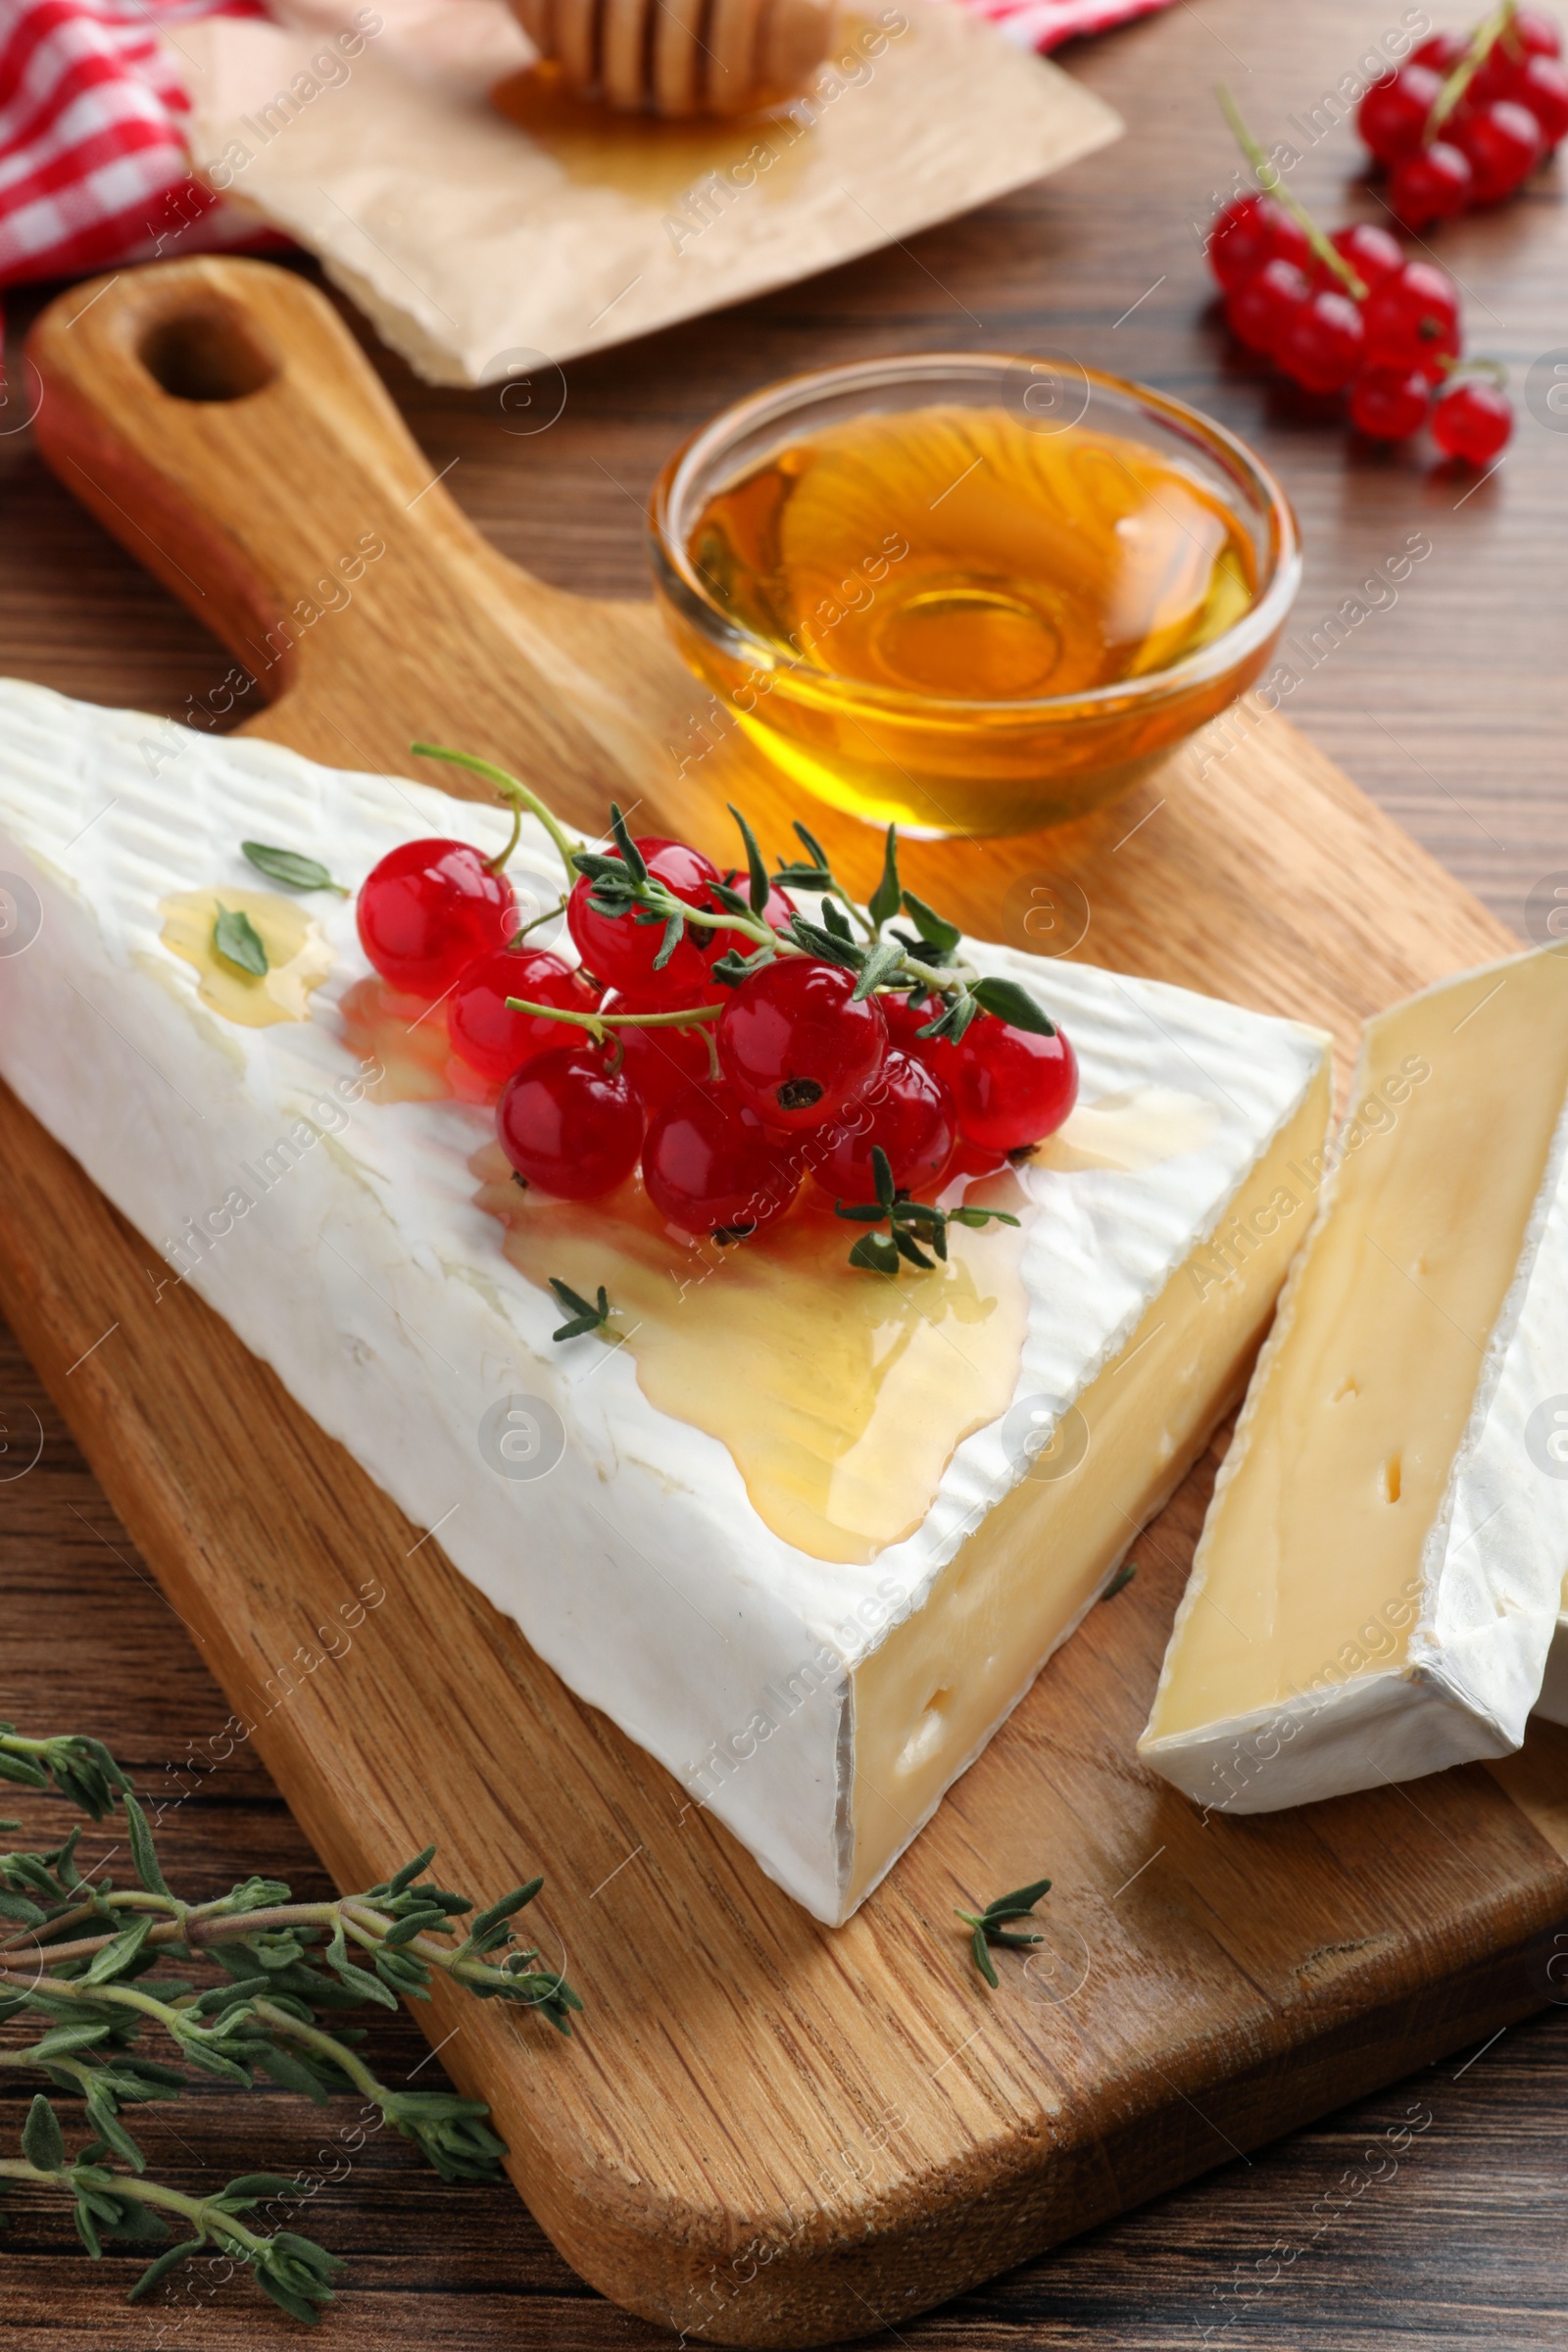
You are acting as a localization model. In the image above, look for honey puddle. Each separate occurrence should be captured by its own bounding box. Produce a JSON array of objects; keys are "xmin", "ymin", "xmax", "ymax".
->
[
  {"xmin": 489, "ymin": 67, "xmax": 813, "ymax": 204},
  {"xmin": 159, "ymin": 889, "xmax": 332, "ymax": 1027},
  {"xmin": 338, "ymin": 977, "xmax": 498, "ymax": 1107},
  {"xmin": 473, "ymin": 1142, "xmax": 1031, "ymax": 1565},
  {"xmin": 328, "ymin": 971, "xmax": 1219, "ymax": 1564}
]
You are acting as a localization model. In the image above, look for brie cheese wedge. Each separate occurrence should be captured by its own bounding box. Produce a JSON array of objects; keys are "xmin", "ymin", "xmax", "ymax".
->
[
  {"xmin": 1531, "ymin": 1580, "xmax": 1568, "ymax": 1727},
  {"xmin": 0, "ymin": 680, "xmax": 1331, "ymax": 1922},
  {"xmin": 1140, "ymin": 945, "xmax": 1568, "ymax": 1813}
]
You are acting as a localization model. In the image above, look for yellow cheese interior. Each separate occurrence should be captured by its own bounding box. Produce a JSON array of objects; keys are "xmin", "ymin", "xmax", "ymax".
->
[
  {"xmin": 1144, "ymin": 947, "xmax": 1568, "ymax": 1747},
  {"xmin": 847, "ymin": 1063, "xmax": 1332, "ymax": 1909}
]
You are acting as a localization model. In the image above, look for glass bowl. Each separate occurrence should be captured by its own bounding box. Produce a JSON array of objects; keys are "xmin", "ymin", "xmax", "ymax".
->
[{"xmin": 649, "ymin": 353, "xmax": 1301, "ymax": 839}]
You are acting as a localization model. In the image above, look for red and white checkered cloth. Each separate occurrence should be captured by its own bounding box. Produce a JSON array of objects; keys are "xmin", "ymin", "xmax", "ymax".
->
[
  {"xmin": 0, "ymin": 0, "xmax": 270, "ymax": 289},
  {"xmin": 0, "ymin": 0, "xmax": 1169, "ymax": 294},
  {"xmin": 972, "ymin": 0, "xmax": 1172, "ymax": 52}
]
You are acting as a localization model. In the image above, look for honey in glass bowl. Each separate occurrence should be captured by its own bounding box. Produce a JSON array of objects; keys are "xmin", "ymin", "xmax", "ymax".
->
[{"xmin": 650, "ymin": 357, "xmax": 1300, "ymax": 839}]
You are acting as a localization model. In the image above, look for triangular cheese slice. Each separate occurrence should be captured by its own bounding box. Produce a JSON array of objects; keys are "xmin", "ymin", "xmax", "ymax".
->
[
  {"xmin": 1140, "ymin": 945, "xmax": 1568, "ymax": 1812},
  {"xmin": 0, "ymin": 679, "xmax": 1332, "ymax": 1919}
]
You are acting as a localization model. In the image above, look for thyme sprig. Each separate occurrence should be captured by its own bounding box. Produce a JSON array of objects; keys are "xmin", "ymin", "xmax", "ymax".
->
[
  {"xmin": 451, "ymin": 761, "xmax": 1060, "ymax": 1051},
  {"xmin": 547, "ymin": 1278, "xmax": 617, "ymax": 1342},
  {"xmin": 0, "ymin": 1724, "xmax": 580, "ymax": 2324},
  {"xmin": 956, "ymin": 1877, "xmax": 1054, "ymax": 1990},
  {"xmin": 836, "ymin": 1147, "xmax": 1019, "ymax": 1275}
]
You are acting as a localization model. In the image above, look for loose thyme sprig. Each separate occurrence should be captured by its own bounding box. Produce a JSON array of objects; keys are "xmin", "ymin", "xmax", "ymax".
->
[
  {"xmin": 956, "ymin": 1877, "xmax": 1054, "ymax": 1990},
  {"xmin": 547, "ymin": 1278, "xmax": 617, "ymax": 1342},
  {"xmin": 0, "ymin": 1725, "xmax": 580, "ymax": 2324},
  {"xmin": 836, "ymin": 1146, "xmax": 1019, "ymax": 1276},
  {"xmin": 401, "ymin": 740, "xmax": 1059, "ymax": 1054}
]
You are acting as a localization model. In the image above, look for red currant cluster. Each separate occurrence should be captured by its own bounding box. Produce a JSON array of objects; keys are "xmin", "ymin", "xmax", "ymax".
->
[
  {"xmin": 1209, "ymin": 94, "xmax": 1514, "ymax": 462},
  {"xmin": 353, "ymin": 754, "xmax": 1077, "ymax": 1265},
  {"xmin": 1359, "ymin": 6, "xmax": 1565, "ymax": 224}
]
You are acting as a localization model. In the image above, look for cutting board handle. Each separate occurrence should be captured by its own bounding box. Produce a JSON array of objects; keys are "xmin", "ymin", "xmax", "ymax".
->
[{"xmin": 25, "ymin": 257, "xmax": 640, "ymax": 809}]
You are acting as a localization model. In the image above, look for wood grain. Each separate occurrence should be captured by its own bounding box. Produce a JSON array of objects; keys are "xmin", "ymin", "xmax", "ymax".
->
[
  {"xmin": 1, "ymin": 0, "xmax": 1567, "ymax": 2340},
  {"xmin": 4, "ymin": 232, "xmax": 1568, "ymax": 2347}
]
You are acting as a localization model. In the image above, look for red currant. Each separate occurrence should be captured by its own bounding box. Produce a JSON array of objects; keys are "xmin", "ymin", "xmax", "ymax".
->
[
  {"xmin": 931, "ymin": 1017, "xmax": 1078, "ymax": 1155},
  {"xmin": 357, "ymin": 839, "xmax": 516, "ymax": 999},
  {"xmin": 717, "ymin": 958, "xmax": 887, "ymax": 1131},
  {"xmin": 1517, "ymin": 53, "xmax": 1568, "ymax": 141},
  {"xmin": 721, "ymin": 871, "xmax": 796, "ymax": 934},
  {"xmin": 642, "ymin": 1087, "xmax": 802, "ymax": 1237},
  {"xmin": 1320, "ymin": 221, "xmax": 1404, "ymax": 290},
  {"xmin": 497, "ymin": 1045, "xmax": 644, "ymax": 1200},
  {"xmin": 1472, "ymin": 13, "xmax": 1562, "ymax": 100},
  {"xmin": 1363, "ymin": 262, "xmax": 1461, "ymax": 378},
  {"xmin": 1226, "ymin": 258, "xmax": 1310, "ymax": 355},
  {"xmin": 1278, "ymin": 288, "xmax": 1365, "ymax": 393},
  {"xmin": 1513, "ymin": 7, "xmax": 1564, "ymax": 58},
  {"xmin": 1431, "ymin": 379, "xmax": 1514, "ymax": 464},
  {"xmin": 597, "ymin": 990, "xmax": 717, "ymax": 1116},
  {"xmin": 566, "ymin": 836, "xmax": 724, "ymax": 999},
  {"xmin": 1207, "ymin": 194, "xmax": 1309, "ymax": 291},
  {"xmin": 808, "ymin": 1051, "xmax": 957, "ymax": 1201},
  {"xmin": 1452, "ymin": 96, "xmax": 1545, "ymax": 198},
  {"xmin": 1390, "ymin": 139, "xmax": 1473, "ymax": 225},
  {"xmin": 948, "ymin": 1137, "xmax": 1009, "ymax": 1182},
  {"xmin": 880, "ymin": 990, "xmax": 947, "ymax": 1052},
  {"xmin": 449, "ymin": 947, "xmax": 600, "ymax": 1085},
  {"xmin": 1357, "ymin": 64, "xmax": 1444, "ymax": 164},
  {"xmin": 1411, "ymin": 31, "xmax": 1469, "ymax": 74},
  {"xmin": 1348, "ymin": 365, "xmax": 1433, "ymax": 440}
]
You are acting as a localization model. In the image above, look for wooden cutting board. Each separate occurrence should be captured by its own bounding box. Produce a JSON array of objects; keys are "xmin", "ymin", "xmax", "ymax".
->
[{"xmin": 11, "ymin": 254, "xmax": 1568, "ymax": 2347}]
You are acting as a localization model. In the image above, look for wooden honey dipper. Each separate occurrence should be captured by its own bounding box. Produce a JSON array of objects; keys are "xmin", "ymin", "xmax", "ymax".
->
[{"xmin": 509, "ymin": 0, "xmax": 838, "ymax": 117}]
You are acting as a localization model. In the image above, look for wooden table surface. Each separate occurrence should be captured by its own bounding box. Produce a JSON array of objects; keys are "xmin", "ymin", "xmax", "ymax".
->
[{"xmin": 3, "ymin": 0, "xmax": 1567, "ymax": 2343}]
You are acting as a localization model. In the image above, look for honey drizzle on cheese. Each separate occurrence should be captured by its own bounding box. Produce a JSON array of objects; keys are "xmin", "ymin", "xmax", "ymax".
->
[
  {"xmin": 158, "ymin": 888, "xmax": 332, "ymax": 1026},
  {"xmin": 472, "ymin": 1141, "xmax": 1032, "ymax": 1565},
  {"xmin": 325, "ymin": 968, "xmax": 1228, "ymax": 1562}
]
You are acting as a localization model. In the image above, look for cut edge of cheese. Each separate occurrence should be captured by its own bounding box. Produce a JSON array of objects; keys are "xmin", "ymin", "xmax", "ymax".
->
[
  {"xmin": 844, "ymin": 1061, "xmax": 1331, "ymax": 1908},
  {"xmin": 1139, "ymin": 944, "xmax": 1568, "ymax": 1816},
  {"xmin": 1531, "ymin": 1590, "xmax": 1568, "ymax": 1726}
]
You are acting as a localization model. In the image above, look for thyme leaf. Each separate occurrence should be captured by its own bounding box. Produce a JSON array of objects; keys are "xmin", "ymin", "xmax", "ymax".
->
[
  {"xmin": 727, "ymin": 803, "xmax": 770, "ymax": 914},
  {"xmin": 867, "ymin": 824, "xmax": 903, "ymax": 934},
  {"xmin": 239, "ymin": 842, "xmax": 349, "ymax": 897},
  {"xmin": 956, "ymin": 1877, "xmax": 1053, "ymax": 1989},
  {"xmin": 836, "ymin": 1147, "xmax": 1019, "ymax": 1275},
  {"xmin": 212, "ymin": 906, "xmax": 268, "ymax": 979},
  {"xmin": 547, "ymin": 1279, "xmax": 616, "ymax": 1343},
  {"xmin": 971, "ymin": 976, "xmax": 1055, "ymax": 1036}
]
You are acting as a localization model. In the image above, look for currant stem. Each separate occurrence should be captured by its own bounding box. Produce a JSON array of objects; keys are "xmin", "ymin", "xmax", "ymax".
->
[
  {"xmin": 1216, "ymin": 84, "xmax": 1368, "ymax": 299},
  {"xmin": 1429, "ymin": 0, "xmax": 1516, "ymax": 131},
  {"xmin": 410, "ymin": 743, "xmax": 584, "ymax": 877},
  {"xmin": 504, "ymin": 998, "xmax": 725, "ymax": 1039},
  {"xmin": 510, "ymin": 898, "xmax": 569, "ymax": 944},
  {"xmin": 1440, "ymin": 352, "xmax": 1510, "ymax": 387}
]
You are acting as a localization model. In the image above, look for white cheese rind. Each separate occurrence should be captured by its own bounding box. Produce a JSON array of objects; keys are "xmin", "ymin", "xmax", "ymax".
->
[
  {"xmin": 0, "ymin": 679, "xmax": 1328, "ymax": 1917},
  {"xmin": 1140, "ymin": 953, "xmax": 1568, "ymax": 1814}
]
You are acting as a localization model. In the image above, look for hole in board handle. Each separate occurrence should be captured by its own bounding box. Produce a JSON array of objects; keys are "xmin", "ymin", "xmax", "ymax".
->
[{"xmin": 138, "ymin": 306, "xmax": 280, "ymax": 403}]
